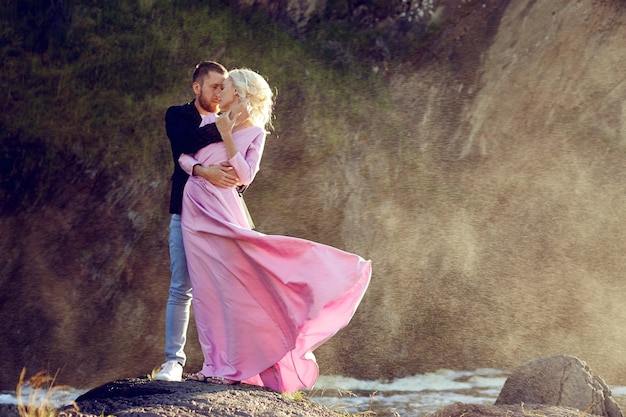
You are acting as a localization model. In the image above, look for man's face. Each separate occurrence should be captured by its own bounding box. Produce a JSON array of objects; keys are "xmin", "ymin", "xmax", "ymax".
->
[{"xmin": 194, "ymin": 71, "xmax": 225, "ymax": 114}]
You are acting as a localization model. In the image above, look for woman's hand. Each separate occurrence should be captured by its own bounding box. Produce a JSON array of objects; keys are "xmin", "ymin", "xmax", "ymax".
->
[
  {"xmin": 216, "ymin": 111, "xmax": 236, "ymax": 138},
  {"xmin": 217, "ymin": 107, "xmax": 245, "ymax": 159},
  {"xmin": 216, "ymin": 102, "xmax": 249, "ymax": 135}
]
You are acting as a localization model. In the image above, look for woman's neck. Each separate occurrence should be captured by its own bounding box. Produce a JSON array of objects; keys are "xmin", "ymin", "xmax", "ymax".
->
[{"xmin": 233, "ymin": 118, "xmax": 253, "ymax": 132}]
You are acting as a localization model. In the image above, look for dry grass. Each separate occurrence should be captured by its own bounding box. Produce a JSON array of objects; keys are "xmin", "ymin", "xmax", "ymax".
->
[
  {"xmin": 16, "ymin": 368, "xmax": 73, "ymax": 417},
  {"xmin": 146, "ymin": 365, "xmax": 162, "ymax": 381},
  {"xmin": 295, "ymin": 387, "xmax": 380, "ymax": 416}
]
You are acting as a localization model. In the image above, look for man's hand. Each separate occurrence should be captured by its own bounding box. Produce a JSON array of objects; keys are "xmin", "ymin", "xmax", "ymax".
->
[{"xmin": 193, "ymin": 162, "xmax": 241, "ymax": 188}]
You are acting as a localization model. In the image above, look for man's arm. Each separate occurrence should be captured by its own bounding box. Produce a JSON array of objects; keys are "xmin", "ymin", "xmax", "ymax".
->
[
  {"xmin": 167, "ymin": 104, "xmax": 238, "ymax": 188},
  {"xmin": 192, "ymin": 162, "xmax": 241, "ymax": 189},
  {"xmin": 165, "ymin": 105, "xmax": 222, "ymax": 156}
]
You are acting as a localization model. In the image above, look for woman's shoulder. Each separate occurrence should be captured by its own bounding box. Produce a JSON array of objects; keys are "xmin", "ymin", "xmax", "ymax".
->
[{"xmin": 235, "ymin": 125, "xmax": 265, "ymax": 137}]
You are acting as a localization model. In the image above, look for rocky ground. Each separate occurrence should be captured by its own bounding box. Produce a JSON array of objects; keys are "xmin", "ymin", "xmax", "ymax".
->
[
  {"xmin": 0, "ymin": 355, "xmax": 623, "ymax": 417},
  {"xmin": 1, "ymin": 377, "xmax": 342, "ymax": 417}
]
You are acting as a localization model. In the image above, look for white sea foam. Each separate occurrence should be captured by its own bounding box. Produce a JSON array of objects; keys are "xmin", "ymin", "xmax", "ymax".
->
[
  {"xmin": 0, "ymin": 385, "xmax": 85, "ymax": 407},
  {"xmin": 313, "ymin": 368, "xmax": 507, "ymax": 392},
  {"xmin": 308, "ymin": 369, "xmax": 509, "ymax": 415}
]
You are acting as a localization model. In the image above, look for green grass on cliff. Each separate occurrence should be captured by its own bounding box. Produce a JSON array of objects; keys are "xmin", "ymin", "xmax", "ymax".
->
[{"xmin": 0, "ymin": 0, "xmax": 395, "ymax": 215}]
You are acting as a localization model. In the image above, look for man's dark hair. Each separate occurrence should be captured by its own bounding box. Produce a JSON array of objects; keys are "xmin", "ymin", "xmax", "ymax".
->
[{"xmin": 193, "ymin": 61, "xmax": 227, "ymax": 84}]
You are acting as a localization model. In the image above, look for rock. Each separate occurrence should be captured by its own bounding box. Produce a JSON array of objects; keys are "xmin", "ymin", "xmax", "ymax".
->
[
  {"xmin": 51, "ymin": 377, "xmax": 341, "ymax": 417},
  {"xmin": 426, "ymin": 402, "xmax": 606, "ymax": 417},
  {"xmin": 495, "ymin": 355, "xmax": 623, "ymax": 417},
  {"xmin": 0, "ymin": 404, "xmax": 18, "ymax": 417},
  {"xmin": 424, "ymin": 355, "xmax": 625, "ymax": 417}
]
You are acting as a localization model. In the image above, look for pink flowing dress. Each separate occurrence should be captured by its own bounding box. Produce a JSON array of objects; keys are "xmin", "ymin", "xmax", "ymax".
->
[{"xmin": 179, "ymin": 123, "xmax": 371, "ymax": 393}]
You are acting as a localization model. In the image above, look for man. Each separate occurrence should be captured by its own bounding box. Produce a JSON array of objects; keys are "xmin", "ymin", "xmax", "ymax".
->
[{"xmin": 155, "ymin": 61, "xmax": 240, "ymax": 381}]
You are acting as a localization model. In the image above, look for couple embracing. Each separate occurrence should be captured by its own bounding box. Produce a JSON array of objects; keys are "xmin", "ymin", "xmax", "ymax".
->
[{"xmin": 155, "ymin": 61, "xmax": 371, "ymax": 393}]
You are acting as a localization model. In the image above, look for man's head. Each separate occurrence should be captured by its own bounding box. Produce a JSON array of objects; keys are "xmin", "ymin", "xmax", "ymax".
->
[{"xmin": 192, "ymin": 61, "xmax": 227, "ymax": 114}]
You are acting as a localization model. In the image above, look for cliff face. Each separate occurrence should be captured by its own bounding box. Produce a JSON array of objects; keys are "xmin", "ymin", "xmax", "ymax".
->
[
  {"xmin": 341, "ymin": 0, "xmax": 626, "ymax": 379},
  {"xmin": 2, "ymin": 0, "xmax": 626, "ymax": 391},
  {"xmin": 344, "ymin": 0, "xmax": 626, "ymax": 378}
]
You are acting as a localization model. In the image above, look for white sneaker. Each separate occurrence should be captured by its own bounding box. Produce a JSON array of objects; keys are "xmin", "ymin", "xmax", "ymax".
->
[{"xmin": 154, "ymin": 361, "xmax": 183, "ymax": 382}]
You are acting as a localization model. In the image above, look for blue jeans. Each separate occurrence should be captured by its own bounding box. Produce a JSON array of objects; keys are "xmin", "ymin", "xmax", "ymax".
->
[{"xmin": 164, "ymin": 214, "xmax": 192, "ymax": 365}]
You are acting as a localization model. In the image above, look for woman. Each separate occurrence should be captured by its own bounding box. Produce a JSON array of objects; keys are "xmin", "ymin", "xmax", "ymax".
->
[{"xmin": 178, "ymin": 68, "xmax": 371, "ymax": 393}]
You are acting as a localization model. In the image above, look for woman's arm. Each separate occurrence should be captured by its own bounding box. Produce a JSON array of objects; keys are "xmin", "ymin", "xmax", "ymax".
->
[
  {"xmin": 227, "ymin": 130, "xmax": 266, "ymax": 186},
  {"xmin": 214, "ymin": 106, "xmax": 262, "ymax": 186},
  {"xmin": 216, "ymin": 109, "xmax": 243, "ymax": 160}
]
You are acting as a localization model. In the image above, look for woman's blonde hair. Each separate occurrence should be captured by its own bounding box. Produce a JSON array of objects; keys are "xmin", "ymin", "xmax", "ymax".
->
[{"xmin": 229, "ymin": 68, "xmax": 274, "ymax": 131}]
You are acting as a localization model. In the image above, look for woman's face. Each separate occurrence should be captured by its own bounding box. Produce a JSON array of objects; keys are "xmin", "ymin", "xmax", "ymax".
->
[{"xmin": 218, "ymin": 77, "xmax": 238, "ymax": 111}]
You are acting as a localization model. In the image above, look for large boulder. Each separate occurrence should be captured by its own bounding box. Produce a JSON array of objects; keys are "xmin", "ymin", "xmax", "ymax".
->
[
  {"xmin": 427, "ymin": 403, "xmax": 608, "ymax": 417},
  {"xmin": 495, "ymin": 355, "xmax": 622, "ymax": 417},
  {"xmin": 51, "ymin": 378, "xmax": 340, "ymax": 417},
  {"xmin": 425, "ymin": 355, "xmax": 624, "ymax": 417}
]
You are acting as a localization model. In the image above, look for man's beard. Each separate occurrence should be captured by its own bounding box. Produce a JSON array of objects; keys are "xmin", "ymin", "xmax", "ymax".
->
[{"xmin": 198, "ymin": 93, "xmax": 218, "ymax": 113}]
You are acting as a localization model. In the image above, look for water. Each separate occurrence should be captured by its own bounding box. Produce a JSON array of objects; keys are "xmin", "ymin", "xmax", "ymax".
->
[
  {"xmin": 0, "ymin": 385, "xmax": 85, "ymax": 409},
  {"xmin": 2, "ymin": 369, "xmax": 626, "ymax": 416},
  {"xmin": 306, "ymin": 369, "xmax": 626, "ymax": 416},
  {"xmin": 307, "ymin": 369, "xmax": 509, "ymax": 416}
]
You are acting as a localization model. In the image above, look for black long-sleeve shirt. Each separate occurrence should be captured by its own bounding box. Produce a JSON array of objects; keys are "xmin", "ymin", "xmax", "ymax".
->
[{"xmin": 165, "ymin": 99, "xmax": 222, "ymax": 214}]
